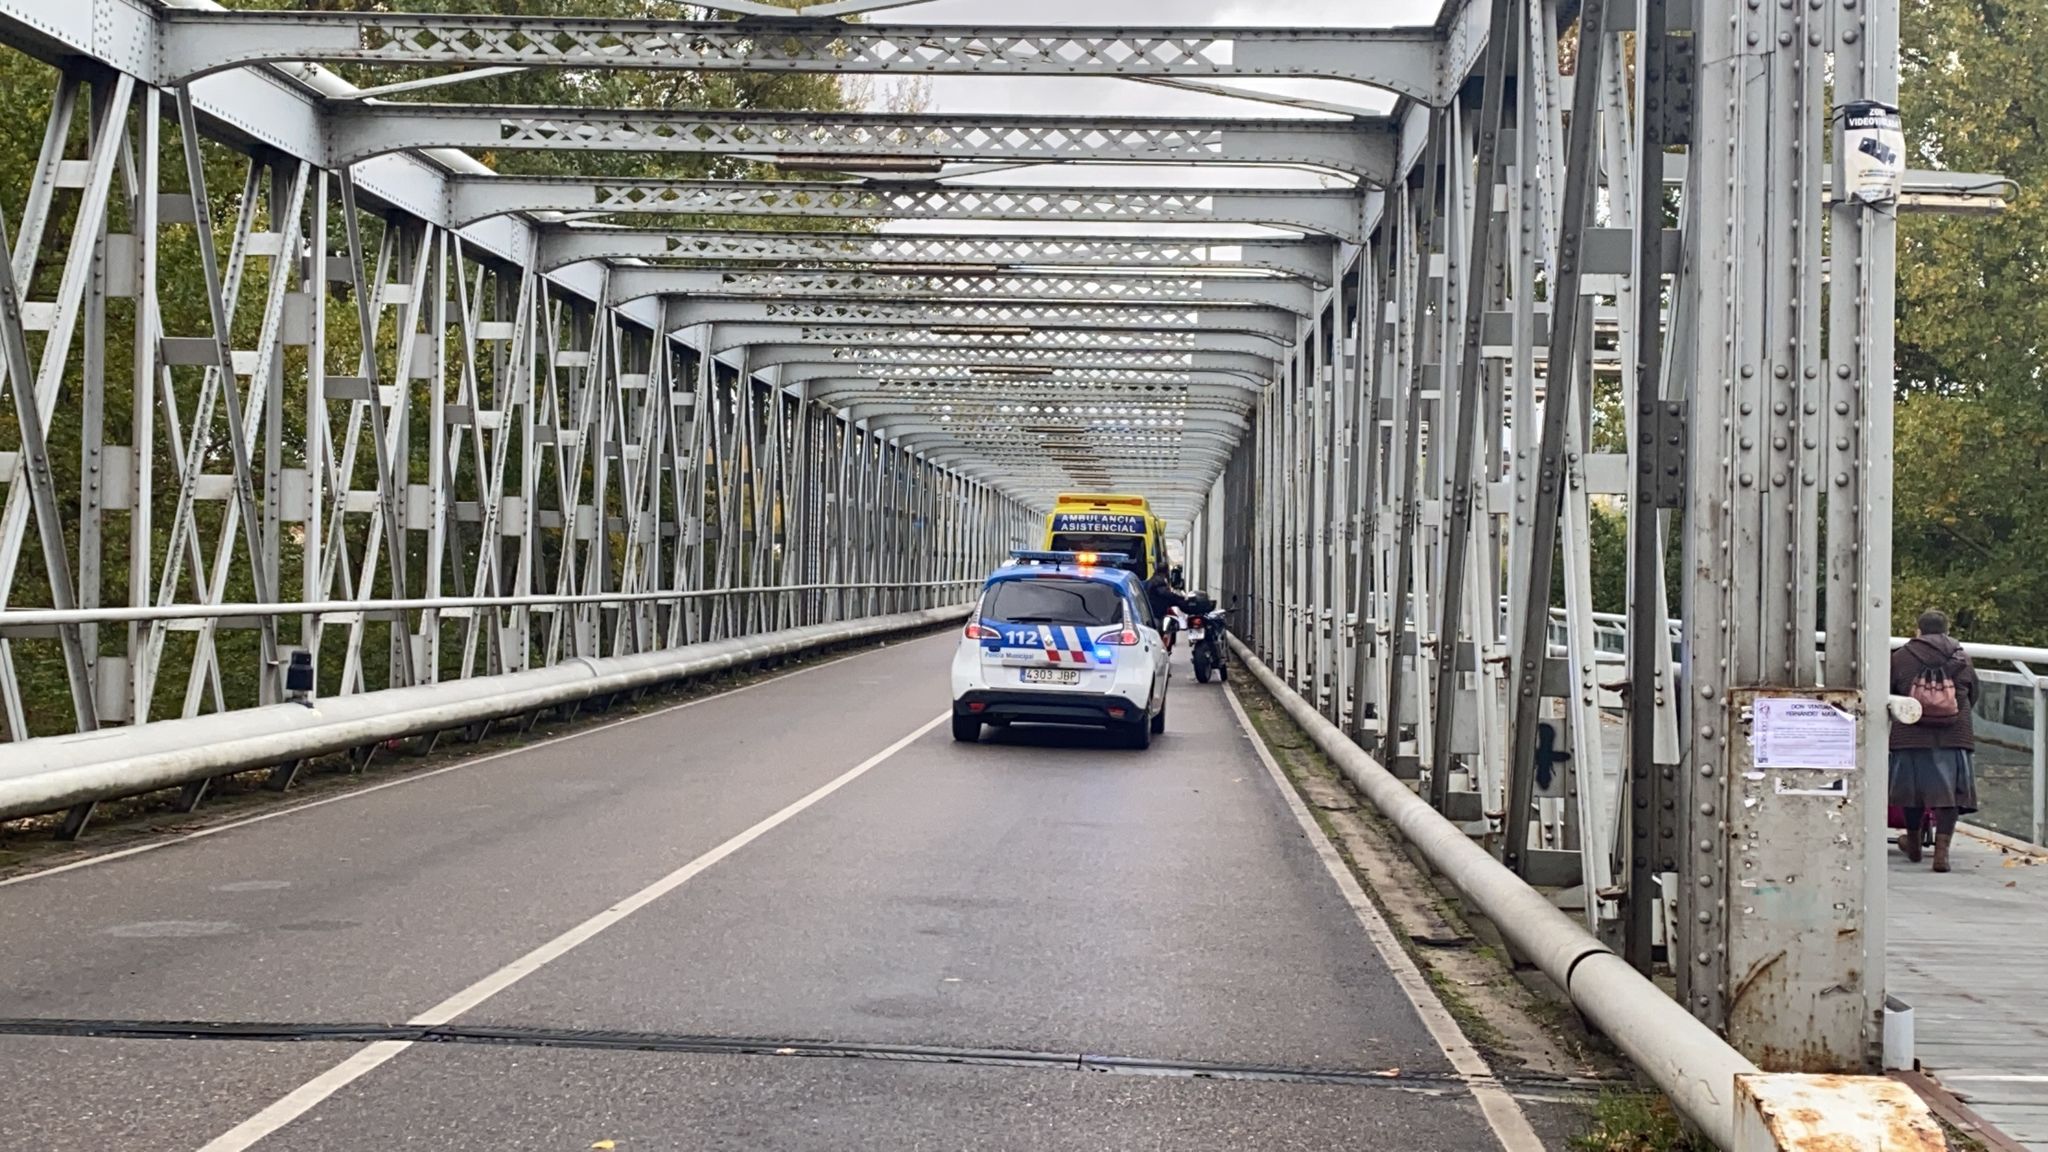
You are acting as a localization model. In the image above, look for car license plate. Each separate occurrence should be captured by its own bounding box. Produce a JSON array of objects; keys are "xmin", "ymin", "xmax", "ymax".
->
[{"xmin": 1020, "ymin": 668, "xmax": 1080, "ymax": 685}]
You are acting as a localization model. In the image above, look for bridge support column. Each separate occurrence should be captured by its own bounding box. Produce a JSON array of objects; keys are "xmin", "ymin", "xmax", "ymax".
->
[{"xmin": 1677, "ymin": 0, "xmax": 1898, "ymax": 1072}]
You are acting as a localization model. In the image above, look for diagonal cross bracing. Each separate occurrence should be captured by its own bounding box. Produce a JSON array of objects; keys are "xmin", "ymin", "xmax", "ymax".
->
[
  {"xmin": 536, "ymin": 228, "xmax": 1334, "ymax": 283},
  {"xmin": 160, "ymin": 12, "xmax": 1441, "ymax": 100},
  {"xmin": 704, "ymin": 325, "xmax": 1282, "ymax": 362},
  {"xmin": 745, "ymin": 344, "xmax": 1275, "ymax": 380},
  {"xmin": 617, "ymin": 268, "xmax": 1316, "ymax": 315},
  {"xmin": 329, "ymin": 105, "xmax": 1399, "ymax": 182},
  {"xmin": 668, "ymin": 301, "xmax": 1299, "ymax": 346},
  {"xmin": 449, "ymin": 177, "xmax": 1368, "ymax": 240}
]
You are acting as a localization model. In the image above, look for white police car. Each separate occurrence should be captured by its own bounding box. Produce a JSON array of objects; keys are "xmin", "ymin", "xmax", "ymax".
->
[{"xmin": 951, "ymin": 551, "xmax": 1171, "ymax": 749}]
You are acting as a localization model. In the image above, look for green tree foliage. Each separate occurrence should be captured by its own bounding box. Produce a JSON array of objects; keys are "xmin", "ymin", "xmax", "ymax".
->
[
  {"xmin": 0, "ymin": 3, "xmax": 866, "ymax": 734},
  {"xmin": 1895, "ymin": 0, "xmax": 2048, "ymax": 643}
]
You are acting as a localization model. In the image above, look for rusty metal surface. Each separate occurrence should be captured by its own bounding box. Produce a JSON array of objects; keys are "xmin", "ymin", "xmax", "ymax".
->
[
  {"xmin": 1724, "ymin": 690, "xmax": 1871, "ymax": 1071},
  {"xmin": 1735, "ymin": 1073, "xmax": 1944, "ymax": 1151},
  {"xmin": 1892, "ymin": 1069, "xmax": 2035, "ymax": 1152}
]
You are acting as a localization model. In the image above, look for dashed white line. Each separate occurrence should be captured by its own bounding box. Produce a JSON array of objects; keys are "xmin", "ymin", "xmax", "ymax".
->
[{"xmin": 190, "ymin": 710, "xmax": 947, "ymax": 1152}]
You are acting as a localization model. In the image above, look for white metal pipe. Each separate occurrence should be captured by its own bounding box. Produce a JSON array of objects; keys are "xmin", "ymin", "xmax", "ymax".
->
[
  {"xmin": 1229, "ymin": 633, "xmax": 1755, "ymax": 1150},
  {"xmin": 0, "ymin": 605, "xmax": 968, "ymax": 824}
]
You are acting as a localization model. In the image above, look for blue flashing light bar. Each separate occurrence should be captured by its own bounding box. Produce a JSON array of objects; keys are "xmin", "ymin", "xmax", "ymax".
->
[{"xmin": 1007, "ymin": 549, "xmax": 1133, "ymax": 568}]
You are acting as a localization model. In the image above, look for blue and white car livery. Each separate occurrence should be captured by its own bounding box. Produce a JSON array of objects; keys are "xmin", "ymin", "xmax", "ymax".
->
[{"xmin": 950, "ymin": 551, "xmax": 1170, "ymax": 749}]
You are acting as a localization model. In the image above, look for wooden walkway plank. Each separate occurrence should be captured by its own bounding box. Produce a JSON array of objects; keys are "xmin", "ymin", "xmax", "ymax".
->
[{"xmin": 1889, "ymin": 829, "xmax": 2048, "ymax": 1150}]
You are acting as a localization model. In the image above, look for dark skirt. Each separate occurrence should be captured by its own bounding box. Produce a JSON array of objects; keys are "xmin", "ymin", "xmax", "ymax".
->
[{"xmin": 1888, "ymin": 748, "xmax": 1979, "ymax": 813}]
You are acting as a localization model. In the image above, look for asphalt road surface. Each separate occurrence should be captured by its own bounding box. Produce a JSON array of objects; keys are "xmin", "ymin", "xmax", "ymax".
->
[{"xmin": 0, "ymin": 633, "xmax": 1548, "ymax": 1151}]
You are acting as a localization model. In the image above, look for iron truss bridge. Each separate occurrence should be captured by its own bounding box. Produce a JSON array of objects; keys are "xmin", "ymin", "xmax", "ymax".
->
[{"xmin": 0, "ymin": 0, "xmax": 2015, "ymax": 1131}]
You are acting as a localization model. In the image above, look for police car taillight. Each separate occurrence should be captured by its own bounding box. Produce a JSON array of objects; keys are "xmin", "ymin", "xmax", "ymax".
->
[
  {"xmin": 1101, "ymin": 627, "xmax": 1140, "ymax": 646},
  {"xmin": 965, "ymin": 620, "xmax": 998, "ymax": 640}
]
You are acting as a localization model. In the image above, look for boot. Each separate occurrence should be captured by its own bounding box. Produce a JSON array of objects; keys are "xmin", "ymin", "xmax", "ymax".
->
[
  {"xmin": 1933, "ymin": 833, "xmax": 1953, "ymax": 873},
  {"xmin": 1898, "ymin": 830, "xmax": 1922, "ymax": 863}
]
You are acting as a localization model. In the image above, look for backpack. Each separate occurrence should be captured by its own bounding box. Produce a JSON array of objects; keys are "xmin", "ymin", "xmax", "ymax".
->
[{"xmin": 1909, "ymin": 660, "xmax": 1960, "ymax": 726}]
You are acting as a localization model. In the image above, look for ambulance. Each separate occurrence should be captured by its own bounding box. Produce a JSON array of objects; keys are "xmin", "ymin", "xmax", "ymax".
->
[{"xmin": 1041, "ymin": 494, "xmax": 1167, "ymax": 582}]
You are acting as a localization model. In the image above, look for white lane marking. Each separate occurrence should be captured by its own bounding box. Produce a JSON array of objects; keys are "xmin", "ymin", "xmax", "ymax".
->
[
  {"xmin": 193, "ymin": 711, "xmax": 948, "ymax": 1152},
  {"xmin": 1222, "ymin": 686, "xmax": 1546, "ymax": 1152},
  {"xmin": 1940, "ymin": 1075, "xmax": 2048, "ymax": 1083},
  {"xmin": 0, "ymin": 639, "xmax": 932, "ymax": 890}
]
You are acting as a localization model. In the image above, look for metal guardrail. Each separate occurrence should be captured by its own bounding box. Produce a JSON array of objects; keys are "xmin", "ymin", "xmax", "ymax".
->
[
  {"xmin": 0, "ymin": 601, "xmax": 971, "ymax": 828},
  {"xmin": 0, "ymin": 581, "xmax": 981, "ymax": 628},
  {"xmin": 1539, "ymin": 608, "xmax": 2047, "ymax": 845},
  {"xmin": 1227, "ymin": 632, "xmax": 1938, "ymax": 1149}
]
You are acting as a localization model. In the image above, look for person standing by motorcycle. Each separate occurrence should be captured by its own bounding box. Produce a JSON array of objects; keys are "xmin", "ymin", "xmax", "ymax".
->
[{"xmin": 1145, "ymin": 567, "xmax": 1189, "ymax": 650}]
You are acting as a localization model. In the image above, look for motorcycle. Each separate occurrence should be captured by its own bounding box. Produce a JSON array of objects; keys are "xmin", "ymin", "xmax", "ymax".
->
[
  {"xmin": 1162, "ymin": 605, "xmax": 1186, "ymax": 652},
  {"xmin": 1182, "ymin": 593, "xmax": 1228, "ymax": 683}
]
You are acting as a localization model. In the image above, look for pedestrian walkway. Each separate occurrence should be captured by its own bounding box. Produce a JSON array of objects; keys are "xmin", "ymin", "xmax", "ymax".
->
[{"xmin": 1889, "ymin": 827, "xmax": 2048, "ymax": 1150}]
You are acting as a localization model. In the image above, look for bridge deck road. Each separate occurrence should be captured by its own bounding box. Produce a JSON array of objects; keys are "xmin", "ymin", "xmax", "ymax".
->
[{"xmin": 0, "ymin": 632, "xmax": 1522, "ymax": 1151}]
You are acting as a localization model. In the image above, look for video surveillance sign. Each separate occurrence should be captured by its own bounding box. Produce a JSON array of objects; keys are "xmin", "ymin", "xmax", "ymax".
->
[{"xmin": 1840, "ymin": 101, "xmax": 1905, "ymax": 206}]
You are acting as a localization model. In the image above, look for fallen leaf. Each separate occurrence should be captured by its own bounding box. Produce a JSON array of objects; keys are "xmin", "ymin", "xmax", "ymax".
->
[
  {"xmin": 1370, "ymin": 1068, "xmax": 1401, "ymax": 1078},
  {"xmin": 2004, "ymin": 858, "xmax": 2020, "ymax": 868},
  {"xmin": 2006, "ymin": 881, "xmax": 2018, "ymax": 888},
  {"xmin": 592, "ymin": 1142, "xmax": 617, "ymax": 1150}
]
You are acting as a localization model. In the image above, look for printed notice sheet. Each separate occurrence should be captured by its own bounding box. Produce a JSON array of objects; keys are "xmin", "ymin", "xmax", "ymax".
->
[{"xmin": 1750, "ymin": 697, "xmax": 1858, "ymax": 771}]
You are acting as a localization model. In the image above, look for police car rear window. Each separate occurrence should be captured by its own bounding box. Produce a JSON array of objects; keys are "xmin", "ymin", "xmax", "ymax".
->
[{"xmin": 982, "ymin": 578, "xmax": 1124, "ymax": 626}]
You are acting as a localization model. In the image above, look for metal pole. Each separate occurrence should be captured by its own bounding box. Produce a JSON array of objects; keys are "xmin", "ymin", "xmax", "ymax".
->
[
  {"xmin": 1624, "ymin": 0, "xmax": 1675, "ymax": 973},
  {"xmin": 1505, "ymin": 0, "xmax": 1609, "ymax": 875},
  {"xmin": 1428, "ymin": 0, "xmax": 1514, "ymax": 811}
]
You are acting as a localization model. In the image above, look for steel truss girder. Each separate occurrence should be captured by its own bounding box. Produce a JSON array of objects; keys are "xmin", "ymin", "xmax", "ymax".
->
[
  {"xmin": 537, "ymin": 228, "xmax": 1333, "ymax": 284},
  {"xmin": 329, "ymin": 105, "xmax": 1399, "ymax": 183},
  {"xmin": 877, "ymin": 428, "xmax": 1230, "ymax": 472},
  {"xmin": 705, "ymin": 324, "xmax": 1282, "ymax": 362},
  {"xmin": 848, "ymin": 394, "xmax": 1251, "ymax": 427},
  {"xmin": 671, "ymin": 301, "xmax": 1297, "ymax": 346},
  {"xmin": 160, "ymin": 12, "xmax": 1442, "ymax": 100},
  {"xmin": 750, "ymin": 344, "xmax": 1273, "ymax": 379},
  {"xmin": 0, "ymin": 45, "xmax": 1040, "ymax": 750},
  {"xmin": 616, "ymin": 268, "xmax": 1315, "ymax": 315},
  {"xmin": 809, "ymin": 378, "xmax": 1256, "ymax": 404},
  {"xmin": 827, "ymin": 404, "xmax": 1252, "ymax": 428},
  {"xmin": 449, "ymin": 177, "xmax": 1369, "ymax": 241},
  {"xmin": 781, "ymin": 360, "xmax": 1260, "ymax": 387}
]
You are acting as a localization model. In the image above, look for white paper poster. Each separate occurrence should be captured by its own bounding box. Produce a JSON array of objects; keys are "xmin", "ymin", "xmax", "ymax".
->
[
  {"xmin": 1841, "ymin": 101, "xmax": 1905, "ymax": 205},
  {"xmin": 1751, "ymin": 697, "xmax": 1859, "ymax": 771}
]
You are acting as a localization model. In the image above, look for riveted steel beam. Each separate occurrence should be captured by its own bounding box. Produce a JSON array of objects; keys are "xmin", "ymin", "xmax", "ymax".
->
[
  {"xmin": 160, "ymin": 12, "xmax": 1442, "ymax": 100},
  {"xmin": 670, "ymin": 300, "xmax": 1298, "ymax": 346},
  {"xmin": 749, "ymin": 344, "xmax": 1273, "ymax": 379},
  {"xmin": 449, "ymin": 177, "xmax": 1369, "ymax": 240},
  {"xmin": 330, "ymin": 105, "xmax": 1400, "ymax": 183},
  {"xmin": 537, "ymin": 228, "xmax": 1334, "ymax": 284},
  {"xmin": 780, "ymin": 364, "xmax": 1264, "ymax": 393},
  {"xmin": 704, "ymin": 324, "xmax": 1283, "ymax": 362},
  {"xmin": 806, "ymin": 377, "xmax": 1257, "ymax": 406},
  {"xmin": 617, "ymin": 268, "xmax": 1316, "ymax": 315}
]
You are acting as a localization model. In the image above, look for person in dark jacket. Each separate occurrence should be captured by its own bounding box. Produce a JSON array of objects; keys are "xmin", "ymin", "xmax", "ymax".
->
[
  {"xmin": 1889, "ymin": 610, "xmax": 1980, "ymax": 872},
  {"xmin": 1145, "ymin": 568, "xmax": 1188, "ymax": 649}
]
